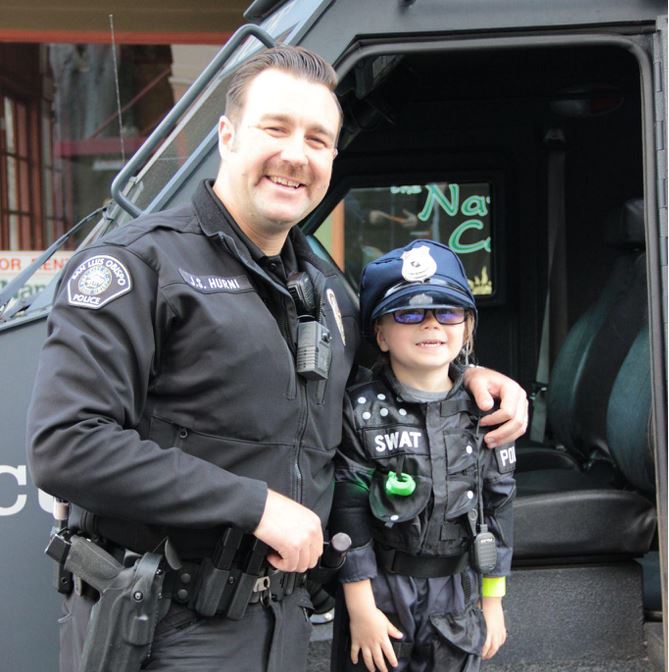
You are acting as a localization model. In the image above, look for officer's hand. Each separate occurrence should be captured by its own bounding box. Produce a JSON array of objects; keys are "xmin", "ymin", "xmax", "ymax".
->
[
  {"xmin": 462, "ymin": 366, "xmax": 528, "ymax": 447},
  {"xmin": 253, "ymin": 489, "xmax": 323, "ymax": 573}
]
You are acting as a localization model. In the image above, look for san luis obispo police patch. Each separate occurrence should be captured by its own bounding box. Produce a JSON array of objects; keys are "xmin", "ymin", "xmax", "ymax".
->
[{"xmin": 66, "ymin": 254, "xmax": 132, "ymax": 309}]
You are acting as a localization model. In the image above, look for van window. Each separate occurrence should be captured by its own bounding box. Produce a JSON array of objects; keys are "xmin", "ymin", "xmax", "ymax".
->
[{"xmin": 316, "ymin": 181, "xmax": 494, "ymax": 295}]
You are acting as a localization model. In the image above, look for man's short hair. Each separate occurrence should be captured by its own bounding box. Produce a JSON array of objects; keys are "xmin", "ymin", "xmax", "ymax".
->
[{"xmin": 225, "ymin": 45, "xmax": 341, "ymax": 125}]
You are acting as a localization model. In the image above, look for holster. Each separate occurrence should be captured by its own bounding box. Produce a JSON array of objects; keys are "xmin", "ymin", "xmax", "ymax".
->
[{"xmin": 49, "ymin": 533, "xmax": 169, "ymax": 672}]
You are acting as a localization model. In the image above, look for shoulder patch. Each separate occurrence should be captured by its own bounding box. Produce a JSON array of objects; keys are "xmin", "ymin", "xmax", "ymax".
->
[
  {"xmin": 494, "ymin": 445, "xmax": 516, "ymax": 473},
  {"xmin": 67, "ymin": 255, "xmax": 132, "ymax": 309}
]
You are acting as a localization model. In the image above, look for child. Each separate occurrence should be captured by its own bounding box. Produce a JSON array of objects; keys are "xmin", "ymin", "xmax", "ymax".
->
[{"xmin": 330, "ymin": 240, "xmax": 516, "ymax": 672}]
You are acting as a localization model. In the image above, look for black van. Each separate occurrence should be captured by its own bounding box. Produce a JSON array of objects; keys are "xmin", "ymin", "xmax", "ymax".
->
[{"xmin": 0, "ymin": 1, "xmax": 666, "ymax": 669}]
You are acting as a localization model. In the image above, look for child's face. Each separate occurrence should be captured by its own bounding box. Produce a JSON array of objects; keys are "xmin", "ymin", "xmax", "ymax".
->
[{"xmin": 375, "ymin": 309, "xmax": 467, "ymax": 387}]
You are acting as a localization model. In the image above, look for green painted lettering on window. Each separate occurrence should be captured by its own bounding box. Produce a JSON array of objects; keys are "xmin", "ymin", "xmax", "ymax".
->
[
  {"xmin": 417, "ymin": 183, "xmax": 460, "ymax": 220},
  {"xmin": 448, "ymin": 219, "xmax": 491, "ymax": 254}
]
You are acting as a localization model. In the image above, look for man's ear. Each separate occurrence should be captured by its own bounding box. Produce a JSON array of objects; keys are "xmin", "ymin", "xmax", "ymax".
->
[{"xmin": 217, "ymin": 115, "xmax": 236, "ymax": 158}]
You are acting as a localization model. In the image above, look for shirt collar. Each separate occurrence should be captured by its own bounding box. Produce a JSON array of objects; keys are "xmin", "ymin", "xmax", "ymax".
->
[{"xmin": 193, "ymin": 179, "xmax": 310, "ymax": 277}]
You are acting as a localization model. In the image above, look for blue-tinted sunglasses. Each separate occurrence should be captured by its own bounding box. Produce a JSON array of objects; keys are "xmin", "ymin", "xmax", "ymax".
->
[{"xmin": 392, "ymin": 307, "xmax": 468, "ymax": 325}]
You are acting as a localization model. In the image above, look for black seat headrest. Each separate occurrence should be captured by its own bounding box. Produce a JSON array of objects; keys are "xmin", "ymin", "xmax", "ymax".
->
[{"xmin": 604, "ymin": 198, "xmax": 645, "ymax": 249}]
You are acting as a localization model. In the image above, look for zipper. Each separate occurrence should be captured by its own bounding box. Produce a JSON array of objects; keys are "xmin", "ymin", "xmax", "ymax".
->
[
  {"xmin": 216, "ymin": 233, "xmax": 305, "ymax": 501},
  {"xmin": 293, "ymin": 371, "xmax": 309, "ymax": 504}
]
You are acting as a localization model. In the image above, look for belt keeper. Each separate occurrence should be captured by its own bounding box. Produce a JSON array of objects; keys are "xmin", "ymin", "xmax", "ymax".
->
[{"xmin": 253, "ymin": 575, "xmax": 271, "ymax": 593}]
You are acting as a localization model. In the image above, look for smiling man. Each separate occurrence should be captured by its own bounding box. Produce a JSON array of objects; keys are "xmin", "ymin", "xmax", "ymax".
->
[
  {"xmin": 27, "ymin": 46, "xmax": 527, "ymax": 672},
  {"xmin": 214, "ymin": 67, "xmax": 341, "ymax": 251}
]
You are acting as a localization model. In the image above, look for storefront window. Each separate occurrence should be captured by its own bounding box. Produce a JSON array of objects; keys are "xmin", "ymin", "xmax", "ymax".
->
[{"xmin": 318, "ymin": 181, "xmax": 494, "ymax": 296}]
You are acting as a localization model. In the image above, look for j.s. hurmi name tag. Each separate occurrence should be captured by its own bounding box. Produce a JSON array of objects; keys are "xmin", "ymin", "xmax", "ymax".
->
[{"xmin": 179, "ymin": 269, "xmax": 252, "ymax": 294}]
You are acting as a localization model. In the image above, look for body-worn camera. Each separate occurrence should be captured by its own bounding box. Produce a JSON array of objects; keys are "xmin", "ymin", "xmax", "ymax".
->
[{"xmin": 296, "ymin": 319, "xmax": 332, "ymax": 380}]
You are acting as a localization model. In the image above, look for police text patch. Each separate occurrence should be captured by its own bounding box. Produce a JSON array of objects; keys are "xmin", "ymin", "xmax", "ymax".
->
[
  {"xmin": 179, "ymin": 269, "xmax": 252, "ymax": 294},
  {"xmin": 67, "ymin": 255, "xmax": 132, "ymax": 309},
  {"xmin": 364, "ymin": 426, "xmax": 427, "ymax": 455},
  {"xmin": 494, "ymin": 445, "xmax": 516, "ymax": 473}
]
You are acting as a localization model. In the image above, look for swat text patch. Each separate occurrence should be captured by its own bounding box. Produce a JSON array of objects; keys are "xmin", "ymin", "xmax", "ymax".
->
[
  {"xmin": 179, "ymin": 269, "xmax": 252, "ymax": 294},
  {"xmin": 364, "ymin": 426, "xmax": 427, "ymax": 455},
  {"xmin": 67, "ymin": 255, "xmax": 132, "ymax": 309}
]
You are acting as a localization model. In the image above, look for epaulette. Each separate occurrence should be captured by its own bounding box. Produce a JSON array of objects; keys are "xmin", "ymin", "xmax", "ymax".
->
[{"xmin": 347, "ymin": 379, "xmax": 422, "ymax": 429}]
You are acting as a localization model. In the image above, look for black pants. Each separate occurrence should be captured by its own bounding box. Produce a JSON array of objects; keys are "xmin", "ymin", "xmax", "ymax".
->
[
  {"xmin": 59, "ymin": 587, "xmax": 314, "ymax": 672},
  {"xmin": 331, "ymin": 569, "xmax": 485, "ymax": 672}
]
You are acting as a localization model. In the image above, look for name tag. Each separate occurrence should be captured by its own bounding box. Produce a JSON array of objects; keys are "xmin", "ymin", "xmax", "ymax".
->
[{"xmin": 179, "ymin": 269, "xmax": 252, "ymax": 294}]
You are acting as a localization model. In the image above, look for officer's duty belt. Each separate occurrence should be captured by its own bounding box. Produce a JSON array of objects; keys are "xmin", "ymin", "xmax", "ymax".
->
[
  {"xmin": 376, "ymin": 546, "xmax": 469, "ymax": 578},
  {"xmin": 162, "ymin": 561, "xmax": 307, "ymax": 615}
]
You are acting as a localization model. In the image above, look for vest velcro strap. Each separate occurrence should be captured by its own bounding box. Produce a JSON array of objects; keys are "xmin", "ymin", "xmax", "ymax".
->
[{"xmin": 376, "ymin": 545, "xmax": 469, "ymax": 578}]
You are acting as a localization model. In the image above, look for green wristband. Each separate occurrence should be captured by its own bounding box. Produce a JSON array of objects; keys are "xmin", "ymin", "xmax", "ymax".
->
[{"xmin": 481, "ymin": 576, "xmax": 506, "ymax": 597}]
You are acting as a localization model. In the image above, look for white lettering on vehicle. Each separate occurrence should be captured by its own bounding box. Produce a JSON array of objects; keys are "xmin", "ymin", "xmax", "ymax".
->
[{"xmin": 0, "ymin": 465, "xmax": 52, "ymax": 516}]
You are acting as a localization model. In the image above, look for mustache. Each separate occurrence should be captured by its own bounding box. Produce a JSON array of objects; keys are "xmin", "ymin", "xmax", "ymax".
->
[{"xmin": 265, "ymin": 160, "xmax": 310, "ymax": 183}]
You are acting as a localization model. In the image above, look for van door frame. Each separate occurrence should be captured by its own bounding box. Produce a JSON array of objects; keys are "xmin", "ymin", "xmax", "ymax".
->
[
  {"xmin": 651, "ymin": 11, "xmax": 668, "ymax": 649},
  {"xmin": 317, "ymin": 25, "xmax": 667, "ymax": 631}
]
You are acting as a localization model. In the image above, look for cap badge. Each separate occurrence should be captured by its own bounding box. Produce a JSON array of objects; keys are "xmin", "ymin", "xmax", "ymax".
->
[{"xmin": 401, "ymin": 245, "xmax": 437, "ymax": 282}]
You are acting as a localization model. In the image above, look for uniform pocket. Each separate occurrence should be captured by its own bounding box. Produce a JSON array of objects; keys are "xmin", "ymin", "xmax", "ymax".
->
[
  {"xmin": 368, "ymin": 472, "xmax": 432, "ymax": 525},
  {"xmin": 368, "ymin": 472, "xmax": 433, "ymax": 550},
  {"xmin": 445, "ymin": 431, "xmax": 478, "ymax": 474},
  {"xmin": 429, "ymin": 605, "xmax": 486, "ymax": 657},
  {"xmin": 445, "ymin": 430, "xmax": 480, "ymax": 518}
]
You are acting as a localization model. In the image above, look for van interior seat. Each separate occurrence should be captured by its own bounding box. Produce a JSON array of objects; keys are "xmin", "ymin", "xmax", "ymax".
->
[
  {"xmin": 518, "ymin": 198, "xmax": 646, "ymax": 472},
  {"xmin": 514, "ymin": 323, "xmax": 656, "ymax": 559}
]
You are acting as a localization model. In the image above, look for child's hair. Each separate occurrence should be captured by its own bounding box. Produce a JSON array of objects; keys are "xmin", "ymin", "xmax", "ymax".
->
[{"xmin": 461, "ymin": 312, "xmax": 476, "ymax": 363}]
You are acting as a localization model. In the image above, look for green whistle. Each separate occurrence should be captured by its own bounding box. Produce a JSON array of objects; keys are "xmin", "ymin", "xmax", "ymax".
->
[{"xmin": 385, "ymin": 471, "xmax": 416, "ymax": 496}]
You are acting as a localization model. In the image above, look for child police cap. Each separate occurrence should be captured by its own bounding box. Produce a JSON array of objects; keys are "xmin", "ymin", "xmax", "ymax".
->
[{"xmin": 360, "ymin": 239, "xmax": 477, "ymax": 339}]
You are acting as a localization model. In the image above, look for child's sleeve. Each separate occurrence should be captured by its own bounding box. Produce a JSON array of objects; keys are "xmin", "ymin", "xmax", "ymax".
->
[
  {"xmin": 329, "ymin": 392, "xmax": 378, "ymax": 583},
  {"xmin": 481, "ymin": 442, "xmax": 517, "ymax": 584}
]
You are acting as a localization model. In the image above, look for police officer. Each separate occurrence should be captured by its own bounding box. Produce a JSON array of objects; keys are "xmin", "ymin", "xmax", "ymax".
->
[{"xmin": 26, "ymin": 46, "xmax": 527, "ymax": 672}]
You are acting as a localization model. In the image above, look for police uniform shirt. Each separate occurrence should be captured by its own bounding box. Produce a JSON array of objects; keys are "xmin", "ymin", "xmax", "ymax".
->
[{"xmin": 27, "ymin": 179, "xmax": 359, "ymax": 559}]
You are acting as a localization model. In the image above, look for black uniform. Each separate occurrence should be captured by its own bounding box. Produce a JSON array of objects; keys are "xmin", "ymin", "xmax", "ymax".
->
[
  {"xmin": 330, "ymin": 364, "xmax": 516, "ymax": 672},
  {"xmin": 26, "ymin": 180, "xmax": 359, "ymax": 671}
]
